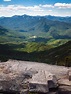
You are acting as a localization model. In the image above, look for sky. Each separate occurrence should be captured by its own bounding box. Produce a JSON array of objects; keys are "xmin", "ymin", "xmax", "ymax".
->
[{"xmin": 0, "ymin": 0, "xmax": 71, "ymax": 17}]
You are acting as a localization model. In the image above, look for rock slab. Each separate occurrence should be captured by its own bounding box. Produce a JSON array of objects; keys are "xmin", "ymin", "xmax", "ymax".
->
[{"xmin": 0, "ymin": 60, "xmax": 71, "ymax": 94}]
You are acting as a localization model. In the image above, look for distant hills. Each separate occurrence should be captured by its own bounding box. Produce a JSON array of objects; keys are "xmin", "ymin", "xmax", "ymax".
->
[
  {"xmin": 44, "ymin": 15, "xmax": 71, "ymax": 23},
  {"xmin": 0, "ymin": 15, "xmax": 71, "ymax": 42},
  {"xmin": 0, "ymin": 15, "xmax": 71, "ymax": 66}
]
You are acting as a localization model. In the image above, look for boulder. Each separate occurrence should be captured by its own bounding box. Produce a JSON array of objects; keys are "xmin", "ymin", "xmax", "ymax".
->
[{"xmin": 48, "ymin": 74, "xmax": 58, "ymax": 89}]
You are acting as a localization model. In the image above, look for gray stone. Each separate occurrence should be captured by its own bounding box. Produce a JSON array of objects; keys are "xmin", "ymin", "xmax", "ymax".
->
[
  {"xmin": 48, "ymin": 75, "xmax": 58, "ymax": 89},
  {"xmin": 69, "ymin": 71, "xmax": 71, "ymax": 81},
  {"xmin": 59, "ymin": 85, "xmax": 71, "ymax": 94},
  {"xmin": 0, "ymin": 60, "xmax": 71, "ymax": 94},
  {"xmin": 29, "ymin": 83, "xmax": 48, "ymax": 93}
]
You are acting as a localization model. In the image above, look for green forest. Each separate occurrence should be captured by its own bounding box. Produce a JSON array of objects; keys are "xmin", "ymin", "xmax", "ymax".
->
[
  {"xmin": 0, "ymin": 41, "xmax": 71, "ymax": 67},
  {"xmin": 0, "ymin": 15, "xmax": 71, "ymax": 66}
]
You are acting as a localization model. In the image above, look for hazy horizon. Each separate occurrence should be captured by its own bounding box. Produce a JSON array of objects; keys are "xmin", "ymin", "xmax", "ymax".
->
[{"xmin": 0, "ymin": 14, "xmax": 71, "ymax": 18}]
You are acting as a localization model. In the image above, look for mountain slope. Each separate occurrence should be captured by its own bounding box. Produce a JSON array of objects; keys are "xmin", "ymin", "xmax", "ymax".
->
[
  {"xmin": 0, "ymin": 25, "xmax": 26, "ymax": 43},
  {"xmin": 0, "ymin": 26, "xmax": 8, "ymax": 35},
  {"xmin": 44, "ymin": 15, "xmax": 71, "ymax": 23},
  {"xmin": 0, "ymin": 15, "xmax": 71, "ymax": 40},
  {"xmin": 0, "ymin": 40, "xmax": 71, "ymax": 66},
  {"xmin": 33, "ymin": 41, "xmax": 71, "ymax": 66}
]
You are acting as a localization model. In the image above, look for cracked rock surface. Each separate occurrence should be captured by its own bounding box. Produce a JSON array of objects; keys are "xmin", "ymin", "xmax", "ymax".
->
[{"xmin": 0, "ymin": 59, "xmax": 71, "ymax": 94}]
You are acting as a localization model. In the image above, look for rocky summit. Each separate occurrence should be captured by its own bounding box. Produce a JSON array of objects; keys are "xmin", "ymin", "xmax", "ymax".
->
[{"xmin": 0, "ymin": 59, "xmax": 71, "ymax": 94}]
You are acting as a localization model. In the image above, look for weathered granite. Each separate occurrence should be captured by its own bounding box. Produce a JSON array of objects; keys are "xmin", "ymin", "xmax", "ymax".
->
[{"xmin": 0, "ymin": 59, "xmax": 71, "ymax": 94}]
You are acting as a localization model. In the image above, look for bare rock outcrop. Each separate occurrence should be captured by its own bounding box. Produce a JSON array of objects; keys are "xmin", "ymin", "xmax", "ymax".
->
[{"xmin": 0, "ymin": 59, "xmax": 71, "ymax": 94}]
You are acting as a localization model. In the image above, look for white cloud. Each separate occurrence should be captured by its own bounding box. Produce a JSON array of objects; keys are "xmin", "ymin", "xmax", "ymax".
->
[
  {"xmin": 0, "ymin": 5, "xmax": 44, "ymax": 16},
  {"xmin": 48, "ymin": 10, "xmax": 52, "ymax": 12},
  {"xmin": 0, "ymin": 4, "xmax": 71, "ymax": 17},
  {"xmin": 41, "ymin": 4, "xmax": 54, "ymax": 8},
  {"xmin": 3, "ymin": 0, "xmax": 11, "ymax": 1},
  {"xmin": 54, "ymin": 3, "xmax": 71, "ymax": 8}
]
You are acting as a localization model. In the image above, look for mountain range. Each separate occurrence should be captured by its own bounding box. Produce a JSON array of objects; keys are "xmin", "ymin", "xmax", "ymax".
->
[
  {"xmin": 0, "ymin": 15, "xmax": 71, "ymax": 43},
  {"xmin": 0, "ymin": 15, "xmax": 71, "ymax": 65},
  {"xmin": 44, "ymin": 15, "xmax": 71, "ymax": 23}
]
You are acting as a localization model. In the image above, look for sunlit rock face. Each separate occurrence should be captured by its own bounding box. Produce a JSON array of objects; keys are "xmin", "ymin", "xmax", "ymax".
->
[{"xmin": 0, "ymin": 59, "xmax": 71, "ymax": 94}]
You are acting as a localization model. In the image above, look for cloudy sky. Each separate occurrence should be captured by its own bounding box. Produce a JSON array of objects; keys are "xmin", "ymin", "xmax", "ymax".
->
[{"xmin": 0, "ymin": 0, "xmax": 71, "ymax": 17}]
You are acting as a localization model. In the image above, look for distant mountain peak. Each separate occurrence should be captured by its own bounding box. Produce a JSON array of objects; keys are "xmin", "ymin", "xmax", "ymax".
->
[{"xmin": 0, "ymin": 15, "xmax": 71, "ymax": 40}]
